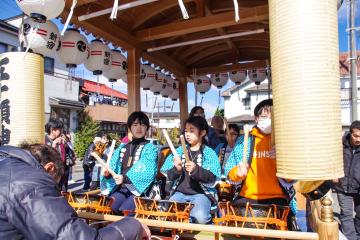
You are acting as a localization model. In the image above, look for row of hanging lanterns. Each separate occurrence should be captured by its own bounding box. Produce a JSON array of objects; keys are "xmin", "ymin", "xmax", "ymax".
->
[
  {"xmin": 194, "ymin": 68, "xmax": 271, "ymax": 95},
  {"xmin": 140, "ymin": 64, "xmax": 179, "ymax": 101}
]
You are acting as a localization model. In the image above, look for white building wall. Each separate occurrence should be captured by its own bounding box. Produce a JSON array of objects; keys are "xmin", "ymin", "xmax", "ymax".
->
[
  {"xmin": 340, "ymin": 76, "xmax": 360, "ymax": 127},
  {"xmin": 223, "ymin": 79, "xmax": 270, "ymax": 119}
]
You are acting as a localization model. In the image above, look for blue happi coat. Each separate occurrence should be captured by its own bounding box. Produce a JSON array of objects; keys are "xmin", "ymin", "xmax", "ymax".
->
[
  {"xmin": 161, "ymin": 145, "xmax": 221, "ymax": 208},
  {"xmin": 100, "ymin": 142, "xmax": 158, "ymax": 196},
  {"xmin": 223, "ymin": 135, "xmax": 252, "ymax": 184}
]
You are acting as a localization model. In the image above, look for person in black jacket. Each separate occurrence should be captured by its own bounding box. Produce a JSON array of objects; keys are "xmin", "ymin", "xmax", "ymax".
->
[
  {"xmin": 0, "ymin": 143, "xmax": 149, "ymax": 240},
  {"xmin": 82, "ymin": 132, "xmax": 109, "ymax": 191},
  {"xmin": 334, "ymin": 120, "xmax": 360, "ymax": 240}
]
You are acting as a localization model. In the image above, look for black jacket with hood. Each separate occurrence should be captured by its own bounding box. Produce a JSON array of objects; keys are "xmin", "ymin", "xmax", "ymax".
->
[
  {"xmin": 334, "ymin": 132, "xmax": 360, "ymax": 194},
  {"xmin": 0, "ymin": 146, "xmax": 142, "ymax": 240}
]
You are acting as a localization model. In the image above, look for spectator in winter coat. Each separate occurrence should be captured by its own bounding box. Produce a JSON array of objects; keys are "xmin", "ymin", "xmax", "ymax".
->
[
  {"xmin": 333, "ymin": 120, "xmax": 360, "ymax": 240},
  {"xmin": 0, "ymin": 143, "xmax": 149, "ymax": 240},
  {"xmin": 82, "ymin": 132, "xmax": 109, "ymax": 191}
]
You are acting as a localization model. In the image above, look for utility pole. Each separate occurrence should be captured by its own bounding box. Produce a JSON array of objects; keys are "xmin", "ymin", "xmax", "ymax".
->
[{"xmin": 349, "ymin": 0, "xmax": 358, "ymax": 121}]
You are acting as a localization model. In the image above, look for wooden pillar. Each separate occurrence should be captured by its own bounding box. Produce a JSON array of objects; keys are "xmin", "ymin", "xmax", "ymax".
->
[
  {"xmin": 179, "ymin": 78, "xmax": 188, "ymax": 130},
  {"xmin": 127, "ymin": 48, "xmax": 141, "ymax": 114}
]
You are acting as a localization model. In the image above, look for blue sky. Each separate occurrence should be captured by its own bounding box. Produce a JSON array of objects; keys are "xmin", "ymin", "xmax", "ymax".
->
[{"xmin": 1, "ymin": 0, "xmax": 359, "ymax": 117}]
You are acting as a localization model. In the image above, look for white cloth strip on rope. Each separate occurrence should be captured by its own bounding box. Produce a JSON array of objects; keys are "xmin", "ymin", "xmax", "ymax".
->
[
  {"xmin": 178, "ymin": 0, "xmax": 189, "ymax": 19},
  {"xmin": 24, "ymin": 26, "xmax": 39, "ymax": 58},
  {"xmin": 233, "ymin": 0, "xmax": 240, "ymax": 22},
  {"xmin": 110, "ymin": 0, "xmax": 119, "ymax": 20},
  {"xmin": 61, "ymin": 0, "xmax": 77, "ymax": 35}
]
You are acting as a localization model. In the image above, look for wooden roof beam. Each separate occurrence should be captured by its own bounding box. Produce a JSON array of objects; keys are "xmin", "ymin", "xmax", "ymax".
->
[
  {"xmin": 203, "ymin": 2, "xmax": 236, "ymax": 54},
  {"xmin": 131, "ymin": 0, "xmax": 195, "ymax": 30},
  {"xmin": 189, "ymin": 60, "xmax": 267, "ymax": 75},
  {"xmin": 134, "ymin": 5, "xmax": 268, "ymax": 41}
]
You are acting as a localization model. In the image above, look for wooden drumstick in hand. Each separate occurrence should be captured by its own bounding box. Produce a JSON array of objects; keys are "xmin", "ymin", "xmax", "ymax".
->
[
  {"xmin": 180, "ymin": 135, "xmax": 191, "ymax": 163},
  {"xmin": 162, "ymin": 129, "xmax": 179, "ymax": 157},
  {"xmin": 91, "ymin": 152, "xmax": 118, "ymax": 177},
  {"xmin": 242, "ymin": 124, "xmax": 250, "ymax": 164},
  {"xmin": 106, "ymin": 140, "xmax": 116, "ymax": 167}
]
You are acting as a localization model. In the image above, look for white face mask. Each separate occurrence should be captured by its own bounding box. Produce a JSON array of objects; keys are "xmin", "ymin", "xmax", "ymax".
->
[{"xmin": 257, "ymin": 118, "xmax": 272, "ymax": 134}]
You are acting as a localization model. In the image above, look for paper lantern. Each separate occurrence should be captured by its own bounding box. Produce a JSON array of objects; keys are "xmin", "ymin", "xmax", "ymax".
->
[
  {"xmin": 19, "ymin": 18, "xmax": 60, "ymax": 57},
  {"xmin": 150, "ymin": 71, "xmax": 165, "ymax": 95},
  {"xmin": 170, "ymin": 90, "xmax": 179, "ymax": 101},
  {"xmin": 84, "ymin": 39, "xmax": 111, "ymax": 75},
  {"xmin": 16, "ymin": 0, "xmax": 65, "ymax": 22},
  {"xmin": 140, "ymin": 64, "xmax": 156, "ymax": 90},
  {"xmin": 0, "ymin": 52, "xmax": 44, "ymax": 145},
  {"xmin": 160, "ymin": 75, "xmax": 173, "ymax": 98},
  {"xmin": 57, "ymin": 29, "xmax": 88, "ymax": 68},
  {"xmin": 211, "ymin": 72, "xmax": 229, "ymax": 89},
  {"xmin": 249, "ymin": 68, "xmax": 267, "ymax": 85},
  {"xmin": 103, "ymin": 49, "xmax": 127, "ymax": 82},
  {"xmin": 229, "ymin": 70, "xmax": 247, "ymax": 85},
  {"xmin": 170, "ymin": 80, "xmax": 179, "ymax": 101},
  {"xmin": 270, "ymin": 0, "xmax": 343, "ymax": 180},
  {"xmin": 194, "ymin": 76, "xmax": 211, "ymax": 94}
]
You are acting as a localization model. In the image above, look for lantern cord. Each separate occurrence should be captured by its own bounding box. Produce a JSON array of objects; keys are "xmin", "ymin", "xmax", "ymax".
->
[
  {"xmin": 171, "ymin": 102, "xmax": 174, "ymax": 112},
  {"xmin": 256, "ymin": 85, "xmax": 259, "ymax": 100},
  {"xmin": 178, "ymin": 0, "xmax": 189, "ymax": 19},
  {"xmin": 146, "ymin": 91, "xmax": 148, "ymax": 108},
  {"xmin": 110, "ymin": 0, "xmax": 119, "ymax": 20},
  {"xmin": 200, "ymin": 95, "xmax": 204, "ymax": 106},
  {"xmin": 24, "ymin": 25, "xmax": 39, "ymax": 58},
  {"xmin": 218, "ymin": 89, "xmax": 221, "ymax": 106},
  {"xmin": 68, "ymin": 67, "xmax": 76, "ymax": 91},
  {"xmin": 97, "ymin": 75, "xmax": 100, "ymax": 96},
  {"xmin": 61, "ymin": 0, "xmax": 77, "ymax": 36},
  {"xmin": 233, "ymin": 0, "xmax": 240, "ymax": 22}
]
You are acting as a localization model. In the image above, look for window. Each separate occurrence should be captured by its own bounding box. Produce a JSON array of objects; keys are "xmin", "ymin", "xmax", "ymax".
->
[
  {"xmin": 44, "ymin": 57, "xmax": 55, "ymax": 74},
  {"xmin": 0, "ymin": 42, "xmax": 7, "ymax": 53},
  {"xmin": 243, "ymin": 98, "xmax": 251, "ymax": 110}
]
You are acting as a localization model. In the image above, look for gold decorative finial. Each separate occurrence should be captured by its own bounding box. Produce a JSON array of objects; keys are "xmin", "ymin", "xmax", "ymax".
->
[{"xmin": 320, "ymin": 196, "xmax": 334, "ymax": 222}]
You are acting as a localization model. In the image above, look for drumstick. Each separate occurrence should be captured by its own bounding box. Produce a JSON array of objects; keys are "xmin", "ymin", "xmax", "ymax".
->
[
  {"xmin": 180, "ymin": 135, "xmax": 191, "ymax": 163},
  {"xmin": 91, "ymin": 152, "xmax": 118, "ymax": 177},
  {"xmin": 162, "ymin": 129, "xmax": 179, "ymax": 157},
  {"xmin": 106, "ymin": 140, "xmax": 116, "ymax": 167},
  {"xmin": 242, "ymin": 124, "xmax": 250, "ymax": 164}
]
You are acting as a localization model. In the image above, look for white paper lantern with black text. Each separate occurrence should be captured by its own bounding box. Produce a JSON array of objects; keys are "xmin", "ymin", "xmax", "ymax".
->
[
  {"xmin": 170, "ymin": 80, "xmax": 179, "ymax": 101},
  {"xmin": 16, "ymin": 0, "xmax": 65, "ymax": 22},
  {"xmin": 229, "ymin": 70, "xmax": 247, "ymax": 85},
  {"xmin": 211, "ymin": 72, "xmax": 229, "ymax": 89},
  {"xmin": 140, "ymin": 64, "xmax": 156, "ymax": 90},
  {"xmin": 150, "ymin": 71, "xmax": 165, "ymax": 95},
  {"xmin": 160, "ymin": 75, "xmax": 173, "ymax": 98},
  {"xmin": 57, "ymin": 29, "xmax": 88, "ymax": 68},
  {"xmin": 103, "ymin": 49, "xmax": 127, "ymax": 82},
  {"xmin": 84, "ymin": 39, "xmax": 111, "ymax": 75},
  {"xmin": 19, "ymin": 18, "xmax": 60, "ymax": 56},
  {"xmin": 195, "ymin": 76, "xmax": 211, "ymax": 94},
  {"xmin": 249, "ymin": 68, "xmax": 267, "ymax": 85}
]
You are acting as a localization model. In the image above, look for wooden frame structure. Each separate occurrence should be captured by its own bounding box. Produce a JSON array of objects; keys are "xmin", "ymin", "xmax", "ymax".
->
[{"xmin": 60, "ymin": 0, "xmax": 269, "ymax": 127}]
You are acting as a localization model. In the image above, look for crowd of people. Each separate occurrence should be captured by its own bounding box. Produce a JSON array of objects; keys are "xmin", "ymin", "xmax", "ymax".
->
[{"xmin": 1, "ymin": 98, "xmax": 359, "ymax": 239}]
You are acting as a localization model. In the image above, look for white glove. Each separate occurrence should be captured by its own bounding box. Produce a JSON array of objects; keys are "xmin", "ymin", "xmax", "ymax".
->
[{"xmin": 113, "ymin": 174, "xmax": 123, "ymax": 185}]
